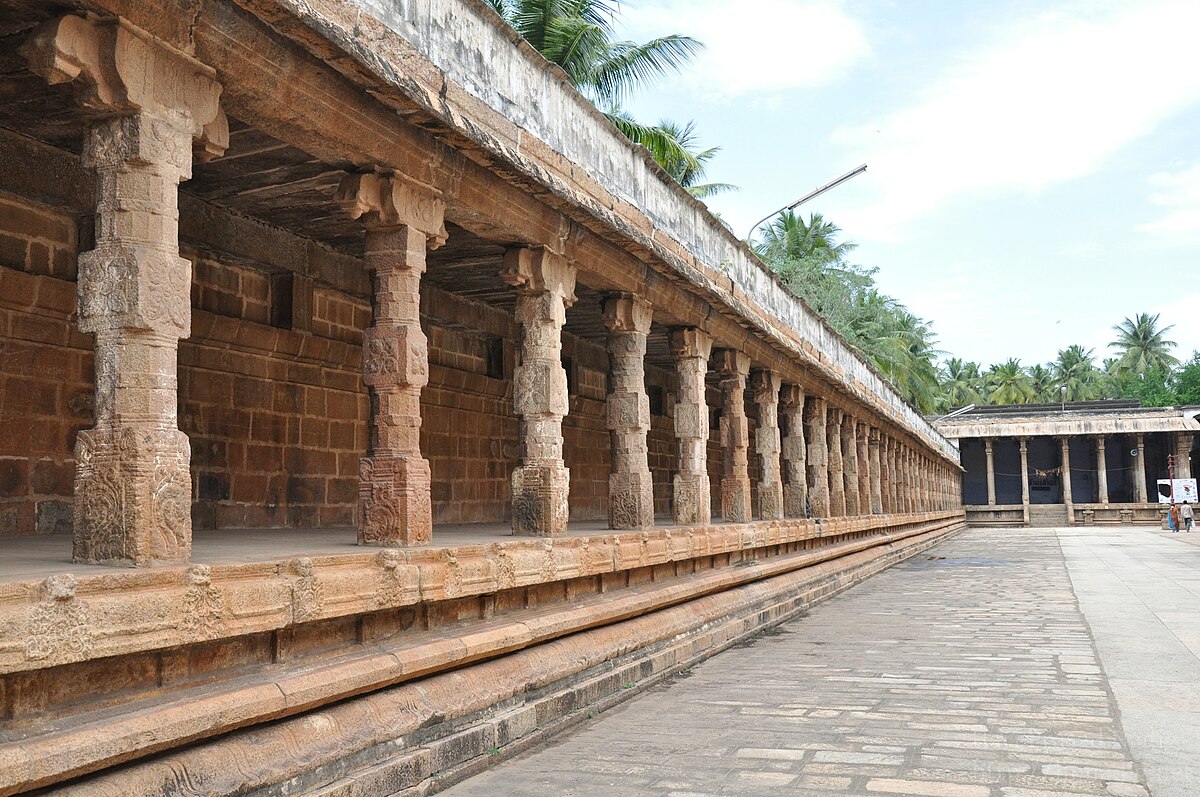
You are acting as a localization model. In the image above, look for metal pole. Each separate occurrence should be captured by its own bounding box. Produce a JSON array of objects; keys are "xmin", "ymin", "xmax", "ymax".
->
[{"xmin": 746, "ymin": 164, "xmax": 868, "ymax": 241}]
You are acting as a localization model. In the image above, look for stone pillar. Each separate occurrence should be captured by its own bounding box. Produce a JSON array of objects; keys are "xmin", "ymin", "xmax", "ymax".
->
[
  {"xmin": 1175, "ymin": 432, "xmax": 1194, "ymax": 480},
  {"xmin": 718, "ymin": 351, "xmax": 752, "ymax": 523},
  {"xmin": 502, "ymin": 246, "xmax": 577, "ymax": 535},
  {"xmin": 752, "ymin": 370, "xmax": 784, "ymax": 520},
  {"xmin": 984, "ymin": 439, "xmax": 997, "ymax": 506},
  {"xmin": 868, "ymin": 428, "xmax": 883, "ymax": 514},
  {"xmin": 337, "ymin": 173, "xmax": 446, "ymax": 546},
  {"xmin": 827, "ymin": 407, "xmax": 846, "ymax": 516},
  {"xmin": 670, "ymin": 328, "xmax": 712, "ymax": 525},
  {"xmin": 856, "ymin": 423, "xmax": 871, "ymax": 513},
  {"xmin": 1134, "ymin": 433, "xmax": 1148, "ymax": 504},
  {"xmin": 887, "ymin": 438, "xmax": 898, "ymax": 512},
  {"xmin": 22, "ymin": 16, "xmax": 228, "ymax": 565},
  {"xmin": 1019, "ymin": 437, "xmax": 1031, "ymax": 526},
  {"xmin": 780, "ymin": 386, "xmax": 807, "ymax": 518},
  {"xmin": 806, "ymin": 397, "xmax": 830, "ymax": 517},
  {"xmin": 1061, "ymin": 437, "xmax": 1074, "ymax": 524},
  {"xmin": 602, "ymin": 294, "xmax": 654, "ymax": 530},
  {"xmin": 1097, "ymin": 436, "xmax": 1109, "ymax": 505},
  {"xmin": 841, "ymin": 415, "xmax": 860, "ymax": 516}
]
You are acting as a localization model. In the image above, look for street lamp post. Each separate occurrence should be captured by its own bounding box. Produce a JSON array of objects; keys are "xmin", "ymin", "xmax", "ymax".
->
[{"xmin": 745, "ymin": 163, "xmax": 868, "ymax": 241}]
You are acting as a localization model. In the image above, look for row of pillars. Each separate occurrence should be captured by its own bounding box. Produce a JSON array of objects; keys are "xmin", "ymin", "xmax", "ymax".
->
[
  {"xmin": 20, "ymin": 15, "xmax": 959, "ymax": 567},
  {"xmin": 983, "ymin": 432, "xmax": 1194, "ymax": 512}
]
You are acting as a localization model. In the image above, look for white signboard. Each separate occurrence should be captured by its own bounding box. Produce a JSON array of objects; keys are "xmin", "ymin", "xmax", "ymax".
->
[{"xmin": 1157, "ymin": 478, "xmax": 1199, "ymax": 504}]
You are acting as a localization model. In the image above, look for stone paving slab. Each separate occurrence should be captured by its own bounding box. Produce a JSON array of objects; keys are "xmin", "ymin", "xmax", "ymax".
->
[{"xmin": 440, "ymin": 528, "xmax": 1151, "ymax": 797}]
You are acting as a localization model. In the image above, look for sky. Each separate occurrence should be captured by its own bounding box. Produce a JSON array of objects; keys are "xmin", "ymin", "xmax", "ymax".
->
[{"xmin": 616, "ymin": 0, "xmax": 1200, "ymax": 369}]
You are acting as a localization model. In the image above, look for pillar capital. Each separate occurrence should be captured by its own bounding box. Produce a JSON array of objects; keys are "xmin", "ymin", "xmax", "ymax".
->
[
  {"xmin": 984, "ymin": 437, "xmax": 994, "ymax": 452},
  {"xmin": 668, "ymin": 326, "xmax": 713, "ymax": 361},
  {"xmin": 22, "ymin": 15, "xmax": 228, "ymax": 165},
  {"xmin": 750, "ymin": 368, "xmax": 782, "ymax": 400},
  {"xmin": 601, "ymin": 292, "xmax": 652, "ymax": 334},
  {"xmin": 716, "ymin": 349, "xmax": 751, "ymax": 378},
  {"xmin": 780, "ymin": 384, "xmax": 805, "ymax": 408},
  {"xmin": 336, "ymin": 171, "xmax": 447, "ymax": 247},
  {"xmin": 502, "ymin": 246, "xmax": 577, "ymax": 307}
]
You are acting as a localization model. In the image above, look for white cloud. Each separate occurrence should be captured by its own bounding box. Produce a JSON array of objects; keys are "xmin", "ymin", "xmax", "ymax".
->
[
  {"xmin": 831, "ymin": 1, "xmax": 1200, "ymax": 241},
  {"xmin": 621, "ymin": 0, "xmax": 869, "ymax": 99},
  {"xmin": 1139, "ymin": 162, "xmax": 1200, "ymax": 233}
]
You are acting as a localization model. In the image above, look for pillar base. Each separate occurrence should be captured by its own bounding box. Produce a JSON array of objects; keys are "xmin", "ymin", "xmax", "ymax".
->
[
  {"xmin": 74, "ymin": 426, "xmax": 192, "ymax": 566},
  {"xmin": 358, "ymin": 454, "xmax": 432, "ymax": 546},
  {"xmin": 758, "ymin": 482, "xmax": 784, "ymax": 521},
  {"xmin": 512, "ymin": 463, "xmax": 570, "ymax": 536},
  {"xmin": 608, "ymin": 471, "xmax": 654, "ymax": 530},
  {"xmin": 673, "ymin": 473, "xmax": 711, "ymax": 526},
  {"xmin": 722, "ymin": 478, "xmax": 752, "ymax": 524}
]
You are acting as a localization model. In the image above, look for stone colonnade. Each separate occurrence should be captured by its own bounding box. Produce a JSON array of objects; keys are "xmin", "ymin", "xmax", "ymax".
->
[
  {"xmin": 22, "ymin": 14, "xmax": 959, "ymax": 567},
  {"xmin": 977, "ymin": 431, "xmax": 1195, "ymax": 522}
]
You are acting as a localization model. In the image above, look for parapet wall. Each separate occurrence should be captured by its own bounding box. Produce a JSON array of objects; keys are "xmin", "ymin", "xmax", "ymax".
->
[{"xmin": 279, "ymin": 0, "xmax": 958, "ymax": 462}]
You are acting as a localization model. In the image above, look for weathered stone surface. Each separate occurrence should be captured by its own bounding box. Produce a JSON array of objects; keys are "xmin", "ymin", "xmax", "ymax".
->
[
  {"xmin": 670, "ymin": 328, "xmax": 712, "ymax": 525},
  {"xmin": 602, "ymin": 294, "xmax": 653, "ymax": 530},
  {"xmin": 718, "ymin": 350, "xmax": 752, "ymax": 524},
  {"xmin": 752, "ymin": 370, "xmax": 784, "ymax": 521},
  {"xmin": 781, "ymin": 385, "xmax": 808, "ymax": 518}
]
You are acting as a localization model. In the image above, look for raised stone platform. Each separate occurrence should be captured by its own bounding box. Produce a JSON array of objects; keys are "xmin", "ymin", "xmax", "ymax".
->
[{"xmin": 0, "ymin": 511, "xmax": 962, "ymax": 795}]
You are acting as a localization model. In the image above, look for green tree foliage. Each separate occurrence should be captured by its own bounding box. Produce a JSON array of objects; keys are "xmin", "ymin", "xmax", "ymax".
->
[
  {"xmin": 1109, "ymin": 313, "xmax": 1179, "ymax": 376},
  {"xmin": 1174, "ymin": 352, "xmax": 1200, "ymax": 405},
  {"xmin": 1051, "ymin": 344, "xmax": 1103, "ymax": 402},
  {"xmin": 489, "ymin": 0, "xmax": 732, "ymax": 193},
  {"xmin": 754, "ymin": 212, "xmax": 942, "ymax": 412},
  {"xmin": 1026, "ymin": 364, "xmax": 1055, "ymax": 403},
  {"xmin": 939, "ymin": 358, "xmax": 984, "ymax": 410},
  {"xmin": 985, "ymin": 359, "xmax": 1036, "ymax": 405}
]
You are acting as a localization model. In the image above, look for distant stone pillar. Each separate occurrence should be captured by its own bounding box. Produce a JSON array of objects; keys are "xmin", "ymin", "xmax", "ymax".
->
[
  {"xmin": 670, "ymin": 328, "xmax": 712, "ymax": 525},
  {"xmin": 1061, "ymin": 437, "xmax": 1075, "ymax": 524},
  {"xmin": 602, "ymin": 293, "xmax": 654, "ymax": 530},
  {"xmin": 22, "ymin": 16, "xmax": 229, "ymax": 565},
  {"xmin": 984, "ymin": 439, "xmax": 996, "ymax": 506},
  {"xmin": 1097, "ymin": 436, "xmax": 1109, "ymax": 505},
  {"xmin": 868, "ymin": 428, "xmax": 883, "ymax": 514},
  {"xmin": 780, "ymin": 386, "xmax": 807, "ymax": 518},
  {"xmin": 752, "ymin": 370, "xmax": 784, "ymax": 520},
  {"xmin": 841, "ymin": 415, "xmax": 861, "ymax": 516},
  {"xmin": 1175, "ymin": 432, "xmax": 1193, "ymax": 480},
  {"xmin": 718, "ymin": 351, "xmax": 752, "ymax": 523},
  {"xmin": 856, "ymin": 423, "xmax": 871, "ymax": 513},
  {"xmin": 886, "ymin": 438, "xmax": 898, "ymax": 512},
  {"xmin": 337, "ymin": 173, "xmax": 447, "ymax": 547},
  {"xmin": 827, "ymin": 407, "xmax": 846, "ymax": 516},
  {"xmin": 1134, "ymin": 433, "xmax": 1148, "ymax": 504},
  {"xmin": 1019, "ymin": 437, "xmax": 1031, "ymax": 526},
  {"xmin": 502, "ymin": 246, "xmax": 577, "ymax": 535},
  {"xmin": 806, "ymin": 397, "xmax": 830, "ymax": 517}
]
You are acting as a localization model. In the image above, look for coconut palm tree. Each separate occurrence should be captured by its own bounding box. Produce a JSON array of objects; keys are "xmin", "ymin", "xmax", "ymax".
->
[
  {"xmin": 939, "ymin": 358, "xmax": 984, "ymax": 410},
  {"xmin": 986, "ymin": 359, "xmax": 1036, "ymax": 405},
  {"xmin": 651, "ymin": 120, "xmax": 737, "ymax": 199},
  {"xmin": 754, "ymin": 211, "xmax": 857, "ymax": 264},
  {"xmin": 1110, "ymin": 313, "xmax": 1179, "ymax": 376},
  {"xmin": 1051, "ymin": 344, "xmax": 1102, "ymax": 402},
  {"xmin": 1026, "ymin": 363, "xmax": 1055, "ymax": 403},
  {"xmin": 489, "ymin": 0, "xmax": 705, "ymax": 178}
]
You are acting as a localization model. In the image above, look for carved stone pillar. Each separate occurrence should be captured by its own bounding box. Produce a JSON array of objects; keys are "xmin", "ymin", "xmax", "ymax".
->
[
  {"xmin": 670, "ymin": 328, "xmax": 712, "ymax": 525},
  {"xmin": 868, "ymin": 428, "xmax": 883, "ymax": 514},
  {"xmin": 502, "ymin": 247, "xmax": 577, "ymax": 535},
  {"xmin": 1019, "ymin": 437, "xmax": 1031, "ymax": 526},
  {"xmin": 718, "ymin": 351, "xmax": 752, "ymax": 523},
  {"xmin": 780, "ymin": 386, "xmax": 807, "ymax": 518},
  {"xmin": 602, "ymin": 294, "xmax": 654, "ymax": 530},
  {"xmin": 806, "ymin": 397, "xmax": 830, "ymax": 517},
  {"xmin": 880, "ymin": 437, "xmax": 892, "ymax": 513},
  {"xmin": 827, "ymin": 407, "xmax": 846, "ymax": 516},
  {"xmin": 1134, "ymin": 433, "xmax": 1147, "ymax": 504},
  {"xmin": 22, "ymin": 16, "xmax": 228, "ymax": 565},
  {"xmin": 905, "ymin": 449, "xmax": 916, "ymax": 513},
  {"xmin": 336, "ymin": 173, "xmax": 446, "ymax": 546},
  {"xmin": 856, "ymin": 422, "xmax": 871, "ymax": 513},
  {"xmin": 751, "ymin": 370, "xmax": 784, "ymax": 520},
  {"xmin": 1097, "ymin": 436, "xmax": 1109, "ymax": 505},
  {"xmin": 841, "ymin": 415, "xmax": 860, "ymax": 516}
]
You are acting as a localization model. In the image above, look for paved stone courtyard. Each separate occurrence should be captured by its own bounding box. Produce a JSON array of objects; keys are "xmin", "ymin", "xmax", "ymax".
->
[{"xmin": 443, "ymin": 527, "xmax": 1200, "ymax": 797}]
